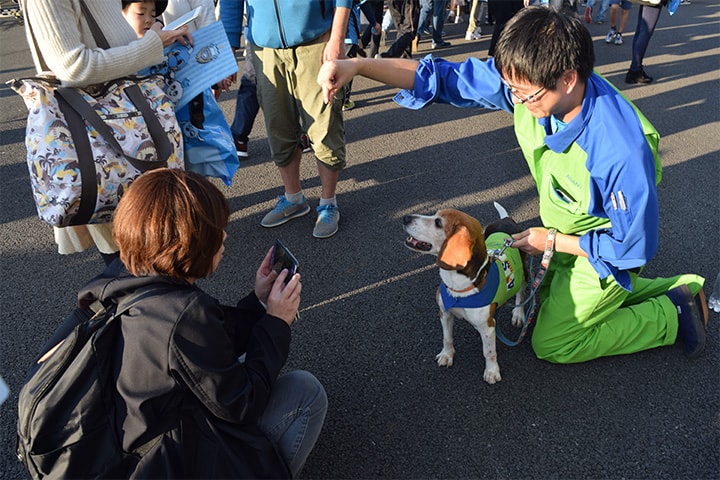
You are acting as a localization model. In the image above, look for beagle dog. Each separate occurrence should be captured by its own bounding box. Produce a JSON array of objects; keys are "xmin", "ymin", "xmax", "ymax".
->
[{"xmin": 402, "ymin": 204, "xmax": 528, "ymax": 384}]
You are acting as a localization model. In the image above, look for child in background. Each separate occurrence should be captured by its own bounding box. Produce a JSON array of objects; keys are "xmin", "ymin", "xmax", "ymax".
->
[
  {"xmin": 121, "ymin": 0, "xmax": 168, "ymax": 34},
  {"xmin": 122, "ymin": 0, "xmax": 240, "ymax": 185}
]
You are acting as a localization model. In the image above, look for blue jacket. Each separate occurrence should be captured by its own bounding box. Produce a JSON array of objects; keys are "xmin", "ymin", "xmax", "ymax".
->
[
  {"xmin": 222, "ymin": 0, "xmax": 352, "ymax": 49},
  {"xmin": 395, "ymin": 55, "xmax": 662, "ymax": 292}
]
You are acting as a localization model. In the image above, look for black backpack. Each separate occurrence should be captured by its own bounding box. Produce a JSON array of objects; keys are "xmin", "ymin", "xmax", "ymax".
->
[{"xmin": 16, "ymin": 288, "xmax": 164, "ymax": 479}]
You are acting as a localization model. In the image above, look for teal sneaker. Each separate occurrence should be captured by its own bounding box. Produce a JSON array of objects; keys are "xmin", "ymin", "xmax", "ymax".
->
[
  {"xmin": 313, "ymin": 204, "xmax": 339, "ymax": 239},
  {"xmin": 261, "ymin": 195, "xmax": 310, "ymax": 228}
]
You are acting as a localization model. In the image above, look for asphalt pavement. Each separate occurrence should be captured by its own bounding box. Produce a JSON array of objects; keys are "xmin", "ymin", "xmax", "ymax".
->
[{"xmin": 1, "ymin": 3, "xmax": 718, "ymax": 479}]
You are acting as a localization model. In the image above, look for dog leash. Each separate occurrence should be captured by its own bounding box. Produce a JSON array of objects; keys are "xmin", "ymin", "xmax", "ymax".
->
[{"xmin": 494, "ymin": 229, "xmax": 556, "ymax": 347}]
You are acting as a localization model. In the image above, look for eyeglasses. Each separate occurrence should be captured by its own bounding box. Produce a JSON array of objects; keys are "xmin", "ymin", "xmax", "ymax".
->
[{"xmin": 501, "ymin": 78, "xmax": 546, "ymax": 104}]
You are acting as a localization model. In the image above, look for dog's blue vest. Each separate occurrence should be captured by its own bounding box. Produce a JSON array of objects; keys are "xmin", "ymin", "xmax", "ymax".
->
[{"xmin": 439, "ymin": 232, "xmax": 523, "ymax": 311}]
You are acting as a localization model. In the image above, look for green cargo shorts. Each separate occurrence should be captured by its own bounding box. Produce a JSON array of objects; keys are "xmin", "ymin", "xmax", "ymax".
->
[{"xmin": 251, "ymin": 34, "xmax": 346, "ymax": 171}]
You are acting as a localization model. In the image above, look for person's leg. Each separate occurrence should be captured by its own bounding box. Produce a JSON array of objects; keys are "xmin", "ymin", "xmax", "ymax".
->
[
  {"xmin": 417, "ymin": 0, "xmax": 432, "ymax": 39},
  {"xmin": 629, "ymin": 4, "xmax": 661, "ymax": 72},
  {"xmin": 584, "ymin": 0, "xmax": 595, "ymax": 23},
  {"xmin": 531, "ymin": 253, "xmax": 705, "ymax": 364},
  {"xmin": 487, "ymin": 0, "xmax": 522, "ymax": 56},
  {"xmin": 432, "ymin": 0, "xmax": 448, "ymax": 46},
  {"xmin": 385, "ymin": 0, "xmax": 416, "ymax": 58},
  {"xmin": 367, "ymin": 1, "xmax": 384, "ymax": 57},
  {"xmin": 342, "ymin": 44, "xmax": 358, "ymax": 110},
  {"xmin": 257, "ymin": 371, "xmax": 328, "ymax": 478},
  {"xmin": 231, "ymin": 44, "xmax": 260, "ymax": 157},
  {"xmin": 466, "ymin": 0, "xmax": 479, "ymax": 38},
  {"xmin": 596, "ymin": 0, "xmax": 610, "ymax": 22},
  {"xmin": 294, "ymin": 35, "xmax": 346, "ymax": 238},
  {"xmin": 231, "ymin": 77, "xmax": 259, "ymax": 152},
  {"xmin": 605, "ymin": 2, "xmax": 619, "ymax": 43},
  {"xmin": 253, "ymin": 45, "xmax": 311, "ymax": 226},
  {"xmin": 613, "ymin": 1, "xmax": 631, "ymax": 44}
]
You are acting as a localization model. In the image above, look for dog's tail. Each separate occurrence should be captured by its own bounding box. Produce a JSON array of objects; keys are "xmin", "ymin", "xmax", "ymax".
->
[{"xmin": 493, "ymin": 201, "xmax": 509, "ymax": 219}]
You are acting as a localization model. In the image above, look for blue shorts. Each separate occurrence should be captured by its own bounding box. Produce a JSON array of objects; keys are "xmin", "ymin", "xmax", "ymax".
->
[{"xmin": 609, "ymin": 0, "xmax": 632, "ymax": 9}]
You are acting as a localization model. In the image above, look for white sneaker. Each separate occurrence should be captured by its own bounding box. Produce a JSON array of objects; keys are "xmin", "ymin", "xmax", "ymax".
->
[
  {"xmin": 465, "ymin": 27, "xmax": 481, "ymax": 40},
  {"xmin": 454, "ymin": 15, "xmax": 463, "ymax": 24}
]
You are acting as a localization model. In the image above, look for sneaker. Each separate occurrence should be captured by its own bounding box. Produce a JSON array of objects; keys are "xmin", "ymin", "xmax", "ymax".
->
[
  {"xmin": 465, "ymin": 27, "xmax": 481, "ymax": 40},
  {"xmin": 235, "ymin": 139, "xmax": 248, "ymax": 158},
  {"xmin": 299, "ymin": 134, "xmax": 312, "ymax": 153},
  {"xmin": 595, "ymin": 19, "xmax": 605, "ymax": 24},
  {"xmin": 605, "ymin": 28, "xmax": 616, "ymax": 43},
  {"xmin": 313, "ymin": 204, "xmax": 339, "ymax": 239},
  {"xmin": 584, "ymin": 6, "xmax": 592, "ymax": 23},
  {"xmin": 432, "ymin": 40, "xmax": 452, "ymax": 50},
  {"xmin": 625, "ymin": 68, "xmax": 654, "ymax": 84},
  {"xmin": 454, "ymin": 15, "xmax": 463, "ymax": 24},
  {"xmin": 613, "ymin": 32, "xmax": 623, "ymax": 45},
  {"xmin": 261, "ymin": 195, "xmax": 311, "ymax": 228},
  {"xmin": 418, "ymin": 27, "xmax": 432, "ymax": 37},
  {"xmin": 447, "ymin": 10, "xmax": 455, "ymax": 21},
  {"xmin": 666, "ymin": 285, "xmax": 708, "ymax": 358},
  {"xmin": 342, "ymin": 99, "xmax": 355, "ymax": 111}
]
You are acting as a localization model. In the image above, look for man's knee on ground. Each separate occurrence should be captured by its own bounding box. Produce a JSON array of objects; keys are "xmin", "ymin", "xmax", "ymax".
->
[{"xmin": 531, "ymin": 333, "xmax": 579, "ymax": 364}]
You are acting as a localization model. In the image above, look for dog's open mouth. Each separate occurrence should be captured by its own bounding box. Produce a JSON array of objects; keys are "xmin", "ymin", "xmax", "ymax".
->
[{"xmin": 405, "ymin": 236, "xmax": 432, "ymax": 251}]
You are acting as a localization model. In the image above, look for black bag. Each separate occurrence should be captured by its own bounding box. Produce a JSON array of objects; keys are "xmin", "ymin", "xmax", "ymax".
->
[{"xmin": 16, "ymin": 289, "xmax": 164, "ymax": 479}]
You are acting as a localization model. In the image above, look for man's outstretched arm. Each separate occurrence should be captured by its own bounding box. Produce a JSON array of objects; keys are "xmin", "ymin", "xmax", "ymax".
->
[{"xmin": 318, "ymin": 57, "xmax": 419, "ymax": 104}]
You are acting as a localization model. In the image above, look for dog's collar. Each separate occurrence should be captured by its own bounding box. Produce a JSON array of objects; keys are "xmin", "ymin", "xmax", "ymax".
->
[
  {"xmin": 444, "ymin": 257, "xmax": 489, "ymax": 293},
  {"xmin": 440, "ymin": 262, "xmax": 499, "ymax": 310}
]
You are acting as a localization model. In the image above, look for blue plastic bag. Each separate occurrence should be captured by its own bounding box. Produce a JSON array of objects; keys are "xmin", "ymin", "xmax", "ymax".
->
[{"xmin": 177, "ymin": 88, "xmax": 239, "ymax": 185}]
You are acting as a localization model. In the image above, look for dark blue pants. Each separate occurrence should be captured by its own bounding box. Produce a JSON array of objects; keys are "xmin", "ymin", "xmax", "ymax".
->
[{"xmin": 231, "ymin": 76, "xmax": 259, "ymax": 143}]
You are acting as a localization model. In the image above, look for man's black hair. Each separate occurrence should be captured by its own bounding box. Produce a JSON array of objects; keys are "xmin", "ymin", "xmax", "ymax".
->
[{"xmin": 494, "ymin": 6, "xmax": 595, "ymax": 90}]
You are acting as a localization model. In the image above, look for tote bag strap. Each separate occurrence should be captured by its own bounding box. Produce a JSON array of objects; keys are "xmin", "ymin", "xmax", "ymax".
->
[
  {"xmin": 54, "ymin": 92, "xmax": 98, "ymax": 226},
  {"xmin": 77, "ymin": 0, "xmax": 110, "ymax": 49},
  {"xmin": 55, "ymin": 85, "xmax": 173, "ymax": 168}
]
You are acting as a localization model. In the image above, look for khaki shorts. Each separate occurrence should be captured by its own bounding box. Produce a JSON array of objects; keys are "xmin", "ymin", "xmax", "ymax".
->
[{"xmin": 251, "ymin": 34, "xmax": 346, "ymax": 170}]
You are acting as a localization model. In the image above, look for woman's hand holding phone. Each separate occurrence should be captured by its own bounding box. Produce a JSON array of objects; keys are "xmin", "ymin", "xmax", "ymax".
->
[
  {"xmin": 255, "ymin": 244, "xmax": 301, "ymax": 325},
  {"xmin": 266, "ymin": 271, "xmax": 301, "ymax": 326}
]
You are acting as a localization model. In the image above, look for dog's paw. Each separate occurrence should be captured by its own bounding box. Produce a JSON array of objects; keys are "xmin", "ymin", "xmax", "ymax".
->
[
  {"xmin": 511, "ymin": 307, "xmax": 525, "ymax": 328},
  {"xmin": 436, "ymin": 349, "xmax": 455, "ymax": 367},
  {"xmin": 483, "ymin": 366, "xmax": 502, "ymax": 384}
]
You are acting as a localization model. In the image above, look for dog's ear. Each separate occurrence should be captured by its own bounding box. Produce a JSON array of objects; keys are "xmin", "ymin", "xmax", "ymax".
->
[{"xmin": 439, "ymin": 225, "xmax": 473, "ymax": 269}]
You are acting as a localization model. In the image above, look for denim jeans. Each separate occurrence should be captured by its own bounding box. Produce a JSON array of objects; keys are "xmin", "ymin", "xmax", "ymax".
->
[
  {"xmin": 417, "ymin": 0, "xmax": 446, "ymax": 45},
  {"xmin": 231, "ymin": 76, "xmax": 259, "ymax": 143},
  {"xmin": 257, "ymin": 370, "xmax": 328, "ymax": 477},
  {"xmin": 630, "ymin": 5, "xmax": 662, "ymax": 72}
]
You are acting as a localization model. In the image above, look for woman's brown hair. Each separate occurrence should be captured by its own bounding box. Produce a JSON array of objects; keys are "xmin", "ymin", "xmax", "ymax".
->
[{"xmin": 114, "ymin": 168, "xmax": 230, "ymax": 280}]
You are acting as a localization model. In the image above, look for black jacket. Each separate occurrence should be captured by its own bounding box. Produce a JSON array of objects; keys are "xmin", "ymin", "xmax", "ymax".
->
[{"xmin": 77, "ymin": 261, "xmax": 292, "ymax": 478}]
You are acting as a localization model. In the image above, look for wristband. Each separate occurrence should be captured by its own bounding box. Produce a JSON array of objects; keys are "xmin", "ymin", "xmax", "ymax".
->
[{"xmin": 541, "ymin": 228, "xmax": 557, "ymax": 268}]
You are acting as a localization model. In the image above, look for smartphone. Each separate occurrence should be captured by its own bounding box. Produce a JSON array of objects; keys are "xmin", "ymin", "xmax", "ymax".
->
[
  {"xmin": 271, "ymin": 240, "xmax": 299, "ymax": 284},
  {"xmin": 162, "ymin": 6, "xmax": 203, "ymax": 30}
]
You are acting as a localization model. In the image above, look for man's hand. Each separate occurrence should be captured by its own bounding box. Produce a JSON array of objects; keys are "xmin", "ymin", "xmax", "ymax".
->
[{"xmin": 317, "ymin": 59, "xmax": 356, "ymax": 104}]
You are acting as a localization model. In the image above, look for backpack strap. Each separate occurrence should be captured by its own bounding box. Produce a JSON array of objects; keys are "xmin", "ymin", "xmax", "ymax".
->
[{"xmin": 111, "ymin": 286, "xmax": 175, "ymax": 458}]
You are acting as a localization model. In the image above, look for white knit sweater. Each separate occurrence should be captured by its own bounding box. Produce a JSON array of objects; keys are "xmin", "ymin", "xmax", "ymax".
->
[
  {"xmin": 20, "ymin": 0, "xmax": 169, "ymax": 254},
  {"xmin": 21, "ymin": 0, "xmax": 165, "ymax": 87}
]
